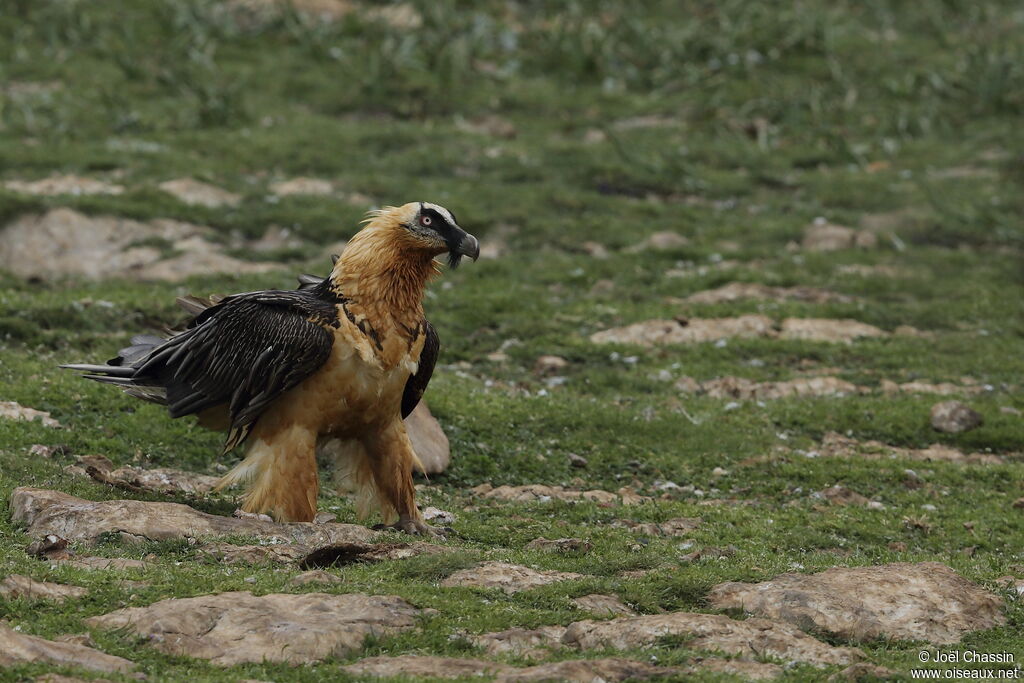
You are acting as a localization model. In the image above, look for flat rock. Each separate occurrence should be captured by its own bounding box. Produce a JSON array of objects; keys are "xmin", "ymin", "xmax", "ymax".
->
[
  {"xmin": 612, "ymin": 517, "xmax": 701, "ymax": 536},
  {"xmin": 67, "ymin": 457, "xmax": 220, "ymax": 494},
  {"xmin": 55, "ymin": 557, "xmax": 153, "ymax": 572},
  {"xmin": 625, "ymin": 231, "xmax": 690, "ymax": 252},
  {"xmin": 678, "ymin": 375, "xmax": 864, "ymax": 400},
  {"xmin": 685, "ymin": 282, "xmax": 853, "ymax": 304},
  {"xmin": 803, "ymin": 221, "xmax": 877, "ymax": 251},
  {"xmin": 779, "ymin": 318, "xmax": 887, "ymax": 343},
  {"xmin": 572, "ymin": 594, "xmax": 637, "ymax": 616},
  {"xmin": 562, "ymin": 612, "xmax": 862, "ymax": 667},
  {"xmin": 440, "ymin": 561, "xmax": 584, "ymax": 594},
  {"xmin": 0, "ymin": 401, "xmax": 61, "ymax": 428},
  {"xmin": 342, "ymin": 655, "xmax": 675, "ymax": 681},
  {"xmin": 287, "ymin": 570, "xmax": 342, "ymax": 587},
  {"xmin": 4, "ymin": 175, "xmax": 124, "ymax": 196},
  {"xmin": 472, "ymin": 625, "xmax": 568, "ymax": 658},
  {"xmin": 0, "ymin": 575, "xmax": 87, "ymax": 601},
  {"xmin": 817, "ymin": 485, "xmax": 870, "ymax": 507},
  {"xmin": 158, "ymin": 178, "xmax": 241, "ymax": 207},
  {"xmin": 10, "ymin": 487, "xmax": 375, "ymax": 546},
  {"xmin": 471, "ymin": 483, "xmax": 648, "ymax": 505},
  {"xmin": 0, "ymin": 621, "xmax": 135, "ymax": 673},
  {"xmin": 690, "ymin": 657, "xmax": 783, "ymax": 680},
  {"xmin": 85, "ymin": 591, "xmax": 422, "ymax": 665},
  {"xmin": 405, "ymin": 402, "xmax": 450, "ymax": 474},
  {"xmin": 708, "ymin": 562, "xmax": 1005, "ymax": 644},
  {"xmin": 590, "ymin": 315, "xmax": 774, "ymax": 346},
  {"xmin": 199, "ymin": 543, "xmax": 310, "ymax": 565},
  {"xmin": 881, "ymin": 379, "xmax": 983, "ymax": 396},
  {"xmin": 0, "ymin": 208, "xmax": 275, "ymax": 281},
  {"xmin": 930, "ymin": 401, "xmax": 983, "ymax": 433},
  {"xmin": 816, "ymin": 432, "xmax": 1005, "ymax": 465},
  {"xmin": 269, "ymin": 177, "xmax": 334, "ymax": 196}
]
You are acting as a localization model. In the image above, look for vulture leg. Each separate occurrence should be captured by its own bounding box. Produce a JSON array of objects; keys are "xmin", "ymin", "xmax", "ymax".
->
[{"xmin": 364, "ymin": 419, "xmax": 440, "ymax": 536}]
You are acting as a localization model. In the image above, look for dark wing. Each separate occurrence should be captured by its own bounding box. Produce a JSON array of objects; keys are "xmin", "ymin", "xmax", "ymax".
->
[
  {"xmin": 64, "ymin": 290, "xmax": 336, "ymax": 452},
  {"xmin": 401, "ymin": 320, "xmax": 439, "ymax": 419}
]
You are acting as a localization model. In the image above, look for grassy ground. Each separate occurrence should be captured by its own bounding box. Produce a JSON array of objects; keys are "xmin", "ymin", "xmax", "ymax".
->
[{"xmin": 1, "ymin": 1, "xmax": 1023, "ymax": 680}]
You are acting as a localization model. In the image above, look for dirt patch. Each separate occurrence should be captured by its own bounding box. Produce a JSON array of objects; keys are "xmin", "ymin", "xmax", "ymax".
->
[
  {"xmin": 562, "ymin": 612, "xmax": 862, "ymax": 667},
  {"xmin": 471, "ymin": 483, "xmax": 648, "ymax": 505},
  {"xmin": 440, "ymin": 561, "xmax": 585, "ymax": 594},
  {"xmin": 0, "ymin": 401, "xmax": 61, "ymax": 428},
  {"xmin": 590, "ymin": 315, "xmax": 774, "ymax": 346},
  {"xmin": 4, "ymin": 175, "xmax": 124, "ymax": 196},
  {"xmin": 158, "ymin": 178, "xmax": 241, "ymax": 207},
  {"xmin": 86, "ymin": 591, "xmax": 422, "ymax": 665},
  {"xmin": 779, "ymin": 318, "xmax": 888, "ymax": 343},
  {"xmin": 0, "ymin": 208, "xmax": 278, "ymax": 281},
  {"xmin": 708, "ymin": 562, "xmax": 1005, "ymax": 644},
  {"xmin": 814, "ymin": 432, "xmax": 1006, "ymax": 465},
  {"xmin": 684, "ymin": 282, "xmax": 854, "ymax": 304},
  {"xmin": 0, "ymin": 621, "xmax": 135, "ymax": 673},
  {"xmin": 0, "ymin": 575, "xmax": 87, "ymax": 602},
  {"xmin": 10, "ymin": 487, "xmax": 375, "ymax": 545}
]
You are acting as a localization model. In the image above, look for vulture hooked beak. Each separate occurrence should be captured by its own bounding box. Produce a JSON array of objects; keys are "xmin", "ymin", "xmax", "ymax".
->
[{"xmin": 447, "ymin": 230, "xmax": 480, "ymax": 268}]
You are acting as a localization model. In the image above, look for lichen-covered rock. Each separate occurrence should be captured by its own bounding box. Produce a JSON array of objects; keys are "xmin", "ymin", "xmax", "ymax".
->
[
  {"xmin": 441, "ymin": 562, "xmax": 584, "ymax": 594},
  {"xmin": 0, "ymin": 575, "xmax": 87, "ymax": 602},
  {"xmin": 0, "ymin": 622, "xmax": 135, "ymax": 673}
]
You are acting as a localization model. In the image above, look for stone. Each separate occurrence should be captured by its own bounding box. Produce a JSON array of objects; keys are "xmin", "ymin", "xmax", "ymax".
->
[
  {"xmin": 708, "ymin": 562, "xmax": 1005, "ymax": 644},
  {"xmin": 66, "ymin": 457, "xmax": 220, "ymax": 495},
  {"xmin": 4, "ymin": 175, "xmax": 124, "ymax": 196},
  {"xmin": 533, "ymin": 355, "xmax": 569, "ymax": 375},
  {"xmin": 816, "ymin": 432, "xmax": 1006, "ymax": 465},
  {"xmin": 612, "ymin": 517, "xmax": 701, "ymax": 536},
  {"xmin": 86, "ymin": 591, "xmax": 422, "ymax": 665},
  {"xmin": 440, "ymin": 561, "xmax": 584, "ymax": 594},
  {"xmin": 405, "ymin": 402, "xmax": 450, "ymax": 474},
  {"xmin": 342, "ymin": 655, "xmax": 507, "ymax": 679},
  {"xmin": 471, "ymin": 483, "xmax": 649, "ymax": 506},
  {"xmin": 158, "ymin": 178, "xmax": 241, "ymax": 207},
  {"xmin": 0, "ymin": 621, "xmax": 135, "ymax": 673},
  {"xmin": 818, "ymin": 485, "xmax": 870, "ymax": 507},
  {"xmin": 562, "ymin": 612, "xmax": 862, "ymax": 667},
  {"xmin": 341, "ymin": 655, "xmax": 675, "ymax": 682},
  {"xmin": 684, "ymin": 282, "xmax": 853, "ymax": 305},
  {"xmin": 624, "ymin": 231, "xmax": 690, "ymax": 252},
  {"xmin": 472, "ymin": 625, "xmax": 567, "ymax": 658},
  {"xmin": 422, "ymin": 507, "xmax": 456, "ymax": 525},
  {"xmin": 567, "ymin": 453, "xmax": 589, "ymax": 468},
  {"xmin": 498, "ymin": 658, "xmax": 675, "ymax": 682},
  {"xmin": 55, "ymin": 557, "xmax": 153, "ymax": 572},
  {"xmin": 525, "ymin": 537, "xmax": 593, "ymax": 553},
  {"xmin": 678, "ymin": 375, "xmax": 864, "ymax": 400},
  {"xmin": 780, "ymin": 318, "xmax": 887, "ymax": 343},
  {"xmin": 0, "ymin": 575, "xmax": 87, "ymax": 601},
  {"xmin": 881, "ymin": 379, "xmax": 983, "ymax": 396},
  {"xmin": 10, "ymin": 487, "xmax": 375, "ymax": 546},
  {"xmin": 930, "ymin": 401, "xmax": 983, "ymax": 433},
  {"xmin": 0, "ymin": 401, "xmax": 61, "ymax": 428},
  {"xmin": 269, "ymin": 177, "xmax": 334, "ymax": 196},
  {"xmin": 571, "ymin": 594, "xmax": 636, "ymax": 617},
  {"xmin": 590, "ymin": 315, "xmax": 774, "ymax": 347},
  {"xmin": 803, "ymin": 221, "xmax": 877, "ymax": 252}
]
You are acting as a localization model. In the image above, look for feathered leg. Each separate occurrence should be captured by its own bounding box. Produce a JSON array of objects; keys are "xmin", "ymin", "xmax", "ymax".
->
[
  {"xmin": 215, "ymin": 422, "xmax": 319, "ymax": 522},
  {"xmin": 362, "ymin": 418, "xmax": 436, "ymax": 535}
]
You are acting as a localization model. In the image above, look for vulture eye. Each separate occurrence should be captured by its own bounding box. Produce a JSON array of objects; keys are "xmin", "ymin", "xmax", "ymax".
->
[{"xmin": 420, "ymin": 215, "xmax": 432, "ymax": 227}]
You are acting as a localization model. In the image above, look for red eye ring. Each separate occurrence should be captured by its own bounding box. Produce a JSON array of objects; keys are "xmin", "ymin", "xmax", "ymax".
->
[{"xmin": 420, "ymin": 215, "xmax": 432, "ymax": 227}]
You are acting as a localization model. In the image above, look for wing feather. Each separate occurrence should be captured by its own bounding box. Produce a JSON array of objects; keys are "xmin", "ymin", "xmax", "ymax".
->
[{"xmin": 401, "ymin": 320, "xmax": 439, "ymax": 419}]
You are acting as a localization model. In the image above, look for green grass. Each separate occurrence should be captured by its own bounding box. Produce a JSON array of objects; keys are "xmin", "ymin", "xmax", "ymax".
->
[{"xmin": 1, "ymin": 1, "xmax": 1023, "ymax": 681}]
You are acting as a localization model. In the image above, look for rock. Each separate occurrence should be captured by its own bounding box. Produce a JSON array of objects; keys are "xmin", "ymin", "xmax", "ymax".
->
[
  {"xmin": 4, "ymin": 175, "xmax": 124, "ymax": 196},
  {"xmin": 0, "ymin": 209, "xmax": 276, "ymax": 281},
  {"xmin": 818, "ymin": 485, "xmax": 870, "ymax": 507},
  {"xmin": 525, "ymin": 537, "xmax": 593, "ymax": 553},
  {"xmin": 158, "ymin": 178, "xmax": 241, "ymax": 207},
  {"xmin": 828, "ymin": 662, "xmax": 897, "ymax": 681},
  {"xmin": 87, "ymin": 591, "xmax": 422, "ymax": 665},
  {"xmin": 0, "ymin": 401, "xmax": 61, "ymax": 428},
  {"xmin": 590, "ymin": 315, "xmax": 774, "ymax": 347},
  {"xmin": 0, "ymin": 621, "xmax": 135, "ymax": 673},
  {"xmin": 472, "ymin": 625, "xmax": 568, "ymax": 658},
  {"xmin": 287, "ymin": 570, "xmax": 342, "ymax": 587},
  {"xmin": 10, "ymin": 487, "xmax": 375, "ymax": 546},
  {"xmin": 612, "ymin": 517, "xmax": 701, "ymax": 536},
  {"xmin": 580, "ymin": 241, "xmax": 610, "ymax": 259},
  {"xmin": 567, "ymin": 453, "xmax": 589, "ymax": 468},
  {"xmin": 684, "ymin": 282, "xmax": 853, "ymax": 305},
  {"xmin": 678, "ymin": 375, "xmax": 864, "ymax": 400},
  {"xmin": 471, "ymin": 483, "xmax": 649, "ymax": 506},
  {"xmin": 269, "ymin": 177, "xmax": 333, "ymax": 196},
  {"xmin": 246, "ymin": 225, "xmax": 305, "ymax": 251},
  {"xmin": 803, "ymin": 221, "xmax": 877, "ymax": 252},
  {"xmin": 690, "ymin": 658, "xmax": 783, "ymax": 680},
  {"xmin": 624, "ymin": 231, "xmax": 689, "ymax": 252},
  {"xmin": 780, "ymin": 318, "xmax": 887, "ymax": 343},
  {"xmin": 67, "ymin": 457, "xmax": 220, "ymax": 495},
  {"xmin": 440, "ymin": 561, "xmax": 584, "ymax": 594},
  {"xmin": 572, "ymin": 594, "xmax": 636, "ymax": 616},
  {"xmin": 881, "ymin": 379, "xmax": 983, "ymax": 396},
  {"xmin": 299, "ymin": 541, "xmax": 449, "ymax": 569},
  {"xmin": 341, "ymin": 655, "xmax": 674, "ymax": 682},
  {"xmin": 708, "ymin": 562, "xmax": 1005, "ymax": 644},
  {"xmin": 35, "ymin": 675, "xmax": 114, "ymax": 683},
  {"xmin": 930, "ymin": 401, "xmax": 983, "ymax": 433},
  {"xmin": 56, "ymin": 557, "xmax": 153, "ymax": 572},
  {"xmin": 533, "ymin": 355, "xmax": 569, "ymax": 375},
  {"xmin": 816, "ymin": 432, "xmax": 1005, "ymax": 465},
  {"xmin": 0, "ymin": 575, "xmax": 87, "ymax": 601},
  {"xmin": 1014, "ymin": 499, "xmax": 1024, "ymax": 510},
  {"xmin": 562, "ymin": 612, "xmax": 862, "ymax": 667},
  {"xmin": 405, "ymin": 402, "xmax": 450, "ymax": 474},
  {"xmin": 199, "ymin": 543, "xmax": 309, "ymax": 565},
  {"xmin": 422, "ymin": 507, "xmax": 456, "ymax": 525}
]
